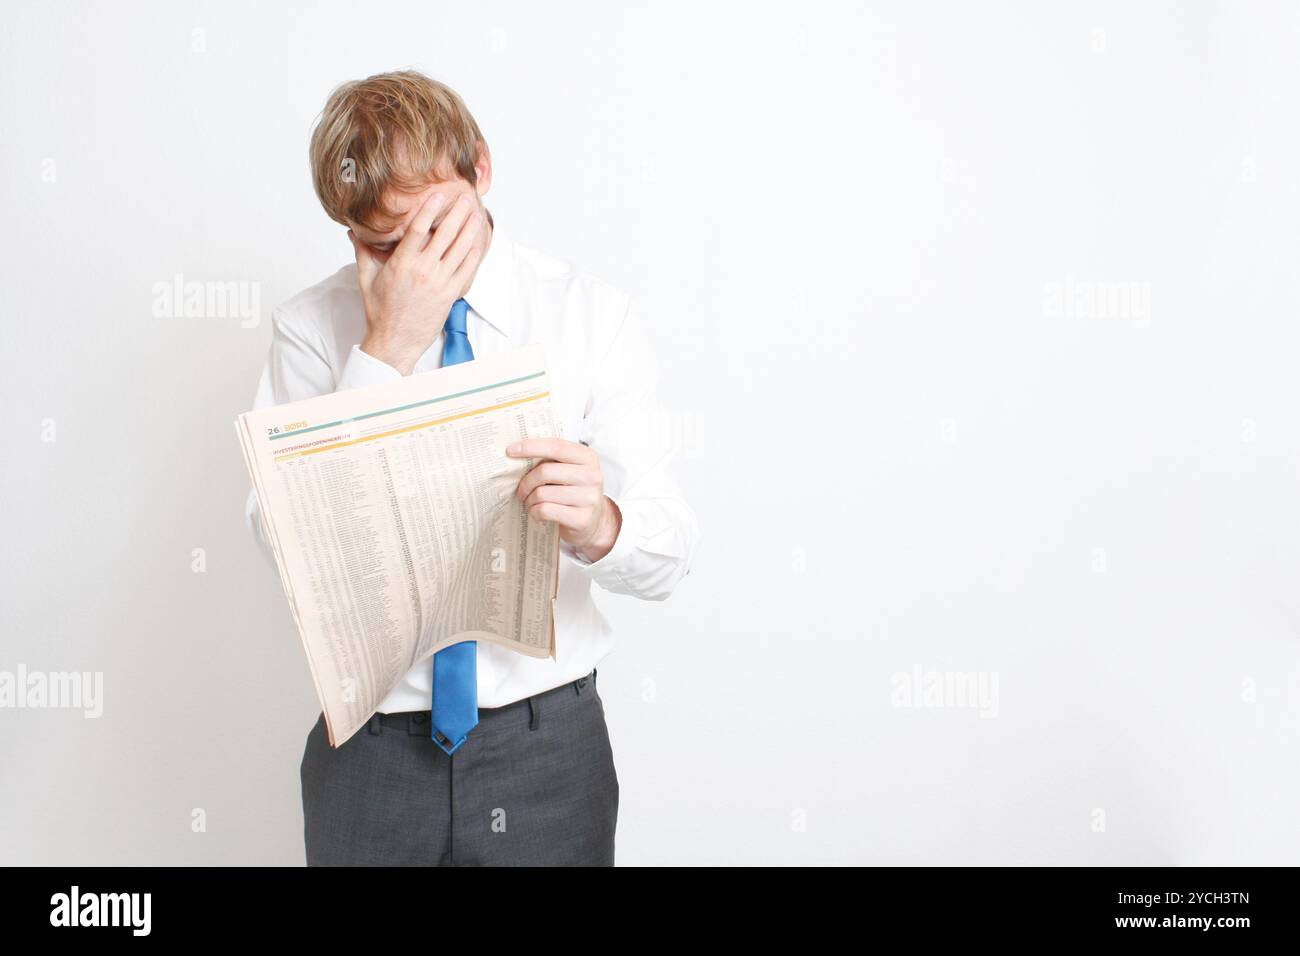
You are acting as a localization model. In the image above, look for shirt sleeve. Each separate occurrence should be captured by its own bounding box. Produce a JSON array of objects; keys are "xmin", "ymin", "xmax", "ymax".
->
[
  {"xmin": 568, "ymin": 298, "xmax": 701, "ymax": 600},
  {"xmin": 243, "ymin": 310, "xmax": 401, "ymax": 565}
]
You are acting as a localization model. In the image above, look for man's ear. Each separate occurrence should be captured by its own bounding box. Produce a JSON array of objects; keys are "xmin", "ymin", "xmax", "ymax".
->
[{"xmin": 474, "ymin": 142, "xmax": 493, "ymax": 197}]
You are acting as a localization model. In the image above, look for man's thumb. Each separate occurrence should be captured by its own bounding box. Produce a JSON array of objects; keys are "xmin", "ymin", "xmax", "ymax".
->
[{"xmin": 347, "ymin": 230, "xmax": 378, "ymax": 286}]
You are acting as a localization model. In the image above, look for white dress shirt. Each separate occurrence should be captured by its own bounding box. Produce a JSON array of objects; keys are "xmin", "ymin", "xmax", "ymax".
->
[{"xmin": 244, "ymin": 215, "xmax": 700, "ymax": 712}]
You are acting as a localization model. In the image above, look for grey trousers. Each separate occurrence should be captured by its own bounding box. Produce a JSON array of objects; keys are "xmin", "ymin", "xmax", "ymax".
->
[{"xmin": 299, "ymin": 669, "xmax": 619, "ymax": 866}]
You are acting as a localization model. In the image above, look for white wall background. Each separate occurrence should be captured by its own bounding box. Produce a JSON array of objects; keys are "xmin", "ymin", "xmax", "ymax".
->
[{"xmin": 2, "ymin": 0, "xmax": 1297, "ymax": 865}]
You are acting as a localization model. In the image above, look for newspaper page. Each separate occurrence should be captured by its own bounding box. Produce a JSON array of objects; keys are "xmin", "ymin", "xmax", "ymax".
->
[{"xmin": 236, "ymin": 343, "xmax": 560, "ymax": 747}]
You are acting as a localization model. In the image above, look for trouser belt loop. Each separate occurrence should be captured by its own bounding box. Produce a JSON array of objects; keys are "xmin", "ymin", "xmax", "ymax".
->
[
  {"xmin": 367, "ymin": 714, "xmax": 383, "ymax": 736},
  {"xmin": 528, "ymin": 694, "xmax": 541, "ymax": 731}
]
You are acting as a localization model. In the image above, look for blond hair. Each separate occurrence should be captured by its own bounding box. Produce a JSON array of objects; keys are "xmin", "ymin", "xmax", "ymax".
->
[{"xmin": 309, "ymin": 70, "xmax": 486, "ymax": 230}]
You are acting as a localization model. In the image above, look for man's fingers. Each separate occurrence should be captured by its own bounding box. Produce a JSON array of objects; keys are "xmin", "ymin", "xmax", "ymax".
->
[
  {"xmin": 442, "ymin": 210, "xmax": 483, "ymax": 273},
  {"xmin": 448, "ymin": 244, "xmax": 483, "ymax": 290},
  {"xmin": 422, "ymin": 193, "xmax": 476, "ymax": 262},
  {"xmin": 527, "ymin": 501, "xmax": 584, "ymax": 529},
  {"xmin": 392, "ymin": 191, "xmax": 446, "ymax": 263},
  {"xmin": 514, "ymin": 461, "xmax": 598, "ymax": 502},
  {"xmin": 507, "ymin": 437, "xmax": 595, "ymax": 465},
  {"xmin": 523, "ymin": 484, "xmax": 601, "ymax": 510}
]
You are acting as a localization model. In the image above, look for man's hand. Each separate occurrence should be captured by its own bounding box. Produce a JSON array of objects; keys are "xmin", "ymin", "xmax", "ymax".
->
[
  {"xmin": 508, "ymin": 437, "xmax": 622, "ymax": 563},
  {"xmin": 348, "ymin": 192, "xmax": 485, "ymax": 375}
]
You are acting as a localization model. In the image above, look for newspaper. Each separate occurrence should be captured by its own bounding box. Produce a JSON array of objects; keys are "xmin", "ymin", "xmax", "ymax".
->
[{"xmin": 236, "ymin": 344, "xmax": 561, "ymax": 747}]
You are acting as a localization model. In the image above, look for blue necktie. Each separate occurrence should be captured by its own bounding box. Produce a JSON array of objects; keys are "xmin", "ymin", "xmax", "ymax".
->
[{"xmin": 430, "ymin": 298, "xmax": 477, "ymax": 754}]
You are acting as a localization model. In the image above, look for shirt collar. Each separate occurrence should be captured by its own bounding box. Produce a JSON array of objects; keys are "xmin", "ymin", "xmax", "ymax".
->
[{"xmin": 463, "ymin": 207, "xmax": 511, "ymax": 337}]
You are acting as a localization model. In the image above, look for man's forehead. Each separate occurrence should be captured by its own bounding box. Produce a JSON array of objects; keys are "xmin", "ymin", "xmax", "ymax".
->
[{"xmin": 357, "ymin": 182, "xmax": 448, "ymax": 239}]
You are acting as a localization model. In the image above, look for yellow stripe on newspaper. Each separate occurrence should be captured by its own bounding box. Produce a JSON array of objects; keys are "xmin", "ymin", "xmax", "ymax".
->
[{"xmin": 277, "ymin": 391, "xmax": 550, "ymax": 460}]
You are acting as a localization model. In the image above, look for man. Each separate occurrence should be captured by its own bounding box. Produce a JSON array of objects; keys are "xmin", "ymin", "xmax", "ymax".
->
[{"xmin": 243, "ymin": 71, "xmax": 699, "ymax": 866}]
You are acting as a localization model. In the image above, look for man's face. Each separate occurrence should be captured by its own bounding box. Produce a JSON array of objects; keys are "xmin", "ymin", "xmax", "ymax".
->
[{"xmin": 348, "ymin": 176, "xmax": 487, "ymax": 264}]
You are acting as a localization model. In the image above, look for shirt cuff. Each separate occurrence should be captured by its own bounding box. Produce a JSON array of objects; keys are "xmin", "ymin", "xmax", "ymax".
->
[
  {"xmin": 336, "ymin": 344, "xmax": 403, "ymax": 391},
  {"xmin": 568, "ymin": 495, "xmax": 640, "ymax": 577}
]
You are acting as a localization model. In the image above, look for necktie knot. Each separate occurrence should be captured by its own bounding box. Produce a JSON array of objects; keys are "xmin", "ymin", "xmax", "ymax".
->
[
  {"xmin": 444, "ymin": 298, "xmax": 469, "ymax": 336},
  {"xmin": 441, "ymin": 298, "xmax": 474, "ymax": 368}
]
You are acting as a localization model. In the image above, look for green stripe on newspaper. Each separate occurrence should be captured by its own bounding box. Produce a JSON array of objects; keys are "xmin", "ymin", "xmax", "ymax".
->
[{"xmin": 269, "ymin": 370, "xmax": 546, "ymax": 440}]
